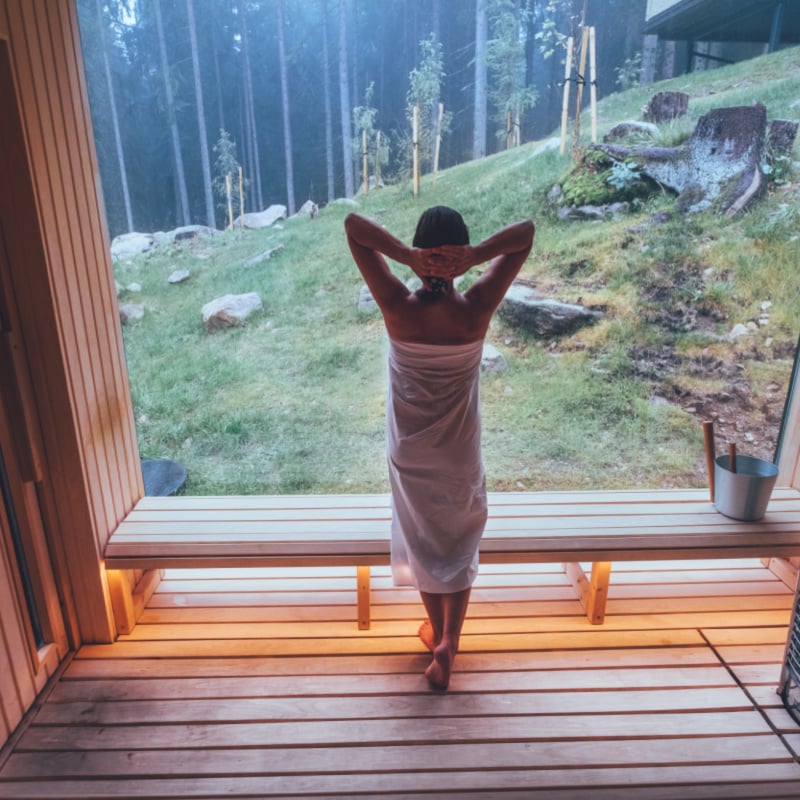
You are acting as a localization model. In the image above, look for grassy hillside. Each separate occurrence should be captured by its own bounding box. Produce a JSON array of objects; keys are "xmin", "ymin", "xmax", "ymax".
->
[{"xmin": 113, "ymin": 45, "xmax": 800, "ymax": 495}]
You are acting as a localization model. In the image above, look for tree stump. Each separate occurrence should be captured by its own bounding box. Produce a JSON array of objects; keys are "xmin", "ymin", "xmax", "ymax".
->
[
  {"xmin": 594, "ymin": 104, "xmax": 794, "ymax": 215},
  {"xmin": 643, "ymin": 91, "xmax": 689, "ymax": 123}
]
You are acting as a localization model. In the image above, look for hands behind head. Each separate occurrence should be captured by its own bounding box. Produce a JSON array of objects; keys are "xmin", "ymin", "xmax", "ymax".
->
[{"xmin": 410, "ymin": 245, "xmax": 475, "ymax": 285}]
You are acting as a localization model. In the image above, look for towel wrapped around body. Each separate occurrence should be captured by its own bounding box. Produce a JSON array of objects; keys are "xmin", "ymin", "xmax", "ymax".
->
[{"xmin": 386, "ymin": 337, "xmax": 487, "ymax": 593}]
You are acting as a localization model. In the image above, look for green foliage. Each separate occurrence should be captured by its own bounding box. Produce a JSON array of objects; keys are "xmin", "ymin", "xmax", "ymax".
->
[
  {"xmin": 487, "ymin": 0, "xmax": 537, "ymax": 145},
  {"xmin": 533, "ymin": 0, "xmax": 580, "ymax": 61},
  {"xmin": 405, "ymin": 34, "xmax": 451, "ymax": 173},
  {"xmin": 352, "ymin": 83, "xmax": 390, "ymax": 175},
  {"xmin": 212, "ymin": 130, "xmax": 243, "ymax": 220},
  {"xmin": 614, "ymin": 52, "xmax": 642, "ymax": 92},
  {"xmin": 606, "ymin": 161, "xmax": 640, "ymax": 191}
]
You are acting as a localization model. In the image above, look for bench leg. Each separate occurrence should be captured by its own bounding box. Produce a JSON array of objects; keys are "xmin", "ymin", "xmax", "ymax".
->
[
  {"xmin": 761, "ymin": 557, "xmax": 800, "ymax": 591},
  {"xmin": 563, "ymin": 561, "xmax": 612, "ymax": 625},
  {"xmin": 357, "ymin": 566, "xmax": 371, "ymax": 630},
  {"xmin": 107, "ymin": 569, "xmax": 164, "ymax": 636}
]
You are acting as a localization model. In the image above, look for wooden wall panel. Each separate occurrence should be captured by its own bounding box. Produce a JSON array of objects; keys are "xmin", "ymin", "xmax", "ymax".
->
[
  {"xmin": 778, "ymin": 376, "xmax": 800, "ymax": 490},
  {"xmin": 0, "ymin": 505, "xmax": 38, "ymax": 750},
  {"xmin": 0, "ymin": 1, "xmax": 143, "ymax": 644}
]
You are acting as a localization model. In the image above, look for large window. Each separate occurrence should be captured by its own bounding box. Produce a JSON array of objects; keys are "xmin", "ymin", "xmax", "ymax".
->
[{"xmin": 78, "ymin": 0, "xmax": 800, "ymax": 495}]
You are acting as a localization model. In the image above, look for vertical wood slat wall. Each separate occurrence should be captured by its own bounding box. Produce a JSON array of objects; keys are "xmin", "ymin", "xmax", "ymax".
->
[
  {"xmin": 0, "ymin": 1, "xmax": 143, "ymax": 644},
  {"xmin": 778, "ymin": 380, "xmax": 800, "ymax": 489},
  {"xmin": 0, "ymin": 506, "xmax": 36, "ymax": 747}
]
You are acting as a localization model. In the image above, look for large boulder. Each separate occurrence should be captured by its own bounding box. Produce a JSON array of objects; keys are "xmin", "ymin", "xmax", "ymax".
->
[
  {"xmin": 119, "ymin": 302, "xmax": 144, "ymax": 324},
  {"xmin": 234, "ymin": 204, "xmax": 287, "ymax": 229},
  {"xmin": 481, "ymin": 343, "xmax": 507, "ymax": 373},
  {"xmin": 111, "ymin": 232, "xmax": 154, "ymax": 260},
  {"xmin": 499, "ymin": 283, "xmax": 602, "ymax": 338},
  {"xmin": 201, "ymin": 292, "xmax": 263, "ymax": 332}
]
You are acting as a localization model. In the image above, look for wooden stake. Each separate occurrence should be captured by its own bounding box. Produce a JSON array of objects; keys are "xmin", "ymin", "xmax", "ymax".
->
[
  {"xmin": 225, "ymin": 173, "xmax": 234, "ymax": 231},
  {"xmin": 729, "ymin": 442, "xmax": 737, "ymax": 473},
  {"xmin": 702, "ymin": 421, "xmax": 716, "ymax": 502},
  {"xmin": 375, "ymin": 130, "xmax": 382, "ymax": 188},
  {"xmin": 412, "ymin": 104, "xmax": 420, "ymax": 197},
  {"xmin": 238, "ymin": 166, "xmax": 244, "ymax": 228},
  {"xmin": 589, "ymin": 26, "xmax": 598, "ymax": 144},
  {"xmin": 362, "ymin": 129, "xmax": 368, "ymax": 195},
  {"xmin": 432, "ymin": 102, "xmax": 443, "ymax": 188},
  {"xmin": 572, "ymin": 25, "xmax": 590, "ymax": 157},
  {"xmin": 559, "ymin": 36, "xmax": 574, "ymax": 155}
]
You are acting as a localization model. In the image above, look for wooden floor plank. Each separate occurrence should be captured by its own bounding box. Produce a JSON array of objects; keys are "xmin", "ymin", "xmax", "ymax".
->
[
  {"xmin": 47, "ymin": 665, "xmax": 743, "ymax": 703},
  {"xmin": 18, "ymin": 710, "xmax": 773, "ymax": 751},
  {"xmin": 3, "ymin": 736, "xmax": 793, "ymax": 779},
  {"xmin": 3, "ymin": 764, "xmax": 800, "ymax": 799},
  {"xmin": 2, "ymin": 559, "xmax": 800, "ymax": 799}
]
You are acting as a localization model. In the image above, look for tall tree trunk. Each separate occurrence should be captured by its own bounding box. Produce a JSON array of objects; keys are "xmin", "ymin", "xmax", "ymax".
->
[
  {"xmin": 472, "ymin": 0, "xmax": 488, "ymax": 159},
  {"xmin": 95, "ymin": 0, "xmax": 134, "ymax": 232},
  {"xmin": 277, "ymin": 0, "xmax": 296, "ymax": 214},
  {"xmin": 211, "ymin": 20, "xmax": 226, "ymax": 135},
  {"xmin": 321, "ymin": 0, "xmax": 335, "ymax": 201},
  {"xmin": 154, "ymin": 0, "xmax": 191, "ymax": 226},
  {"xmin": 239, "ymin": 0, "xmax": 263, "ymax": 210},
  {"xmin": 186, "ymin": 0, "xmax": 216, "ymax": 228},
  {"xmin": 338, "ymin": 0, "xmax": 354, "ymax": 197}
]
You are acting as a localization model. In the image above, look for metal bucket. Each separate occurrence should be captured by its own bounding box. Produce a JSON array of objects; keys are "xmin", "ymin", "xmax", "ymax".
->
[{"xmin": 714, "ymin": 454, "xmax": 778, "ymax": 521}]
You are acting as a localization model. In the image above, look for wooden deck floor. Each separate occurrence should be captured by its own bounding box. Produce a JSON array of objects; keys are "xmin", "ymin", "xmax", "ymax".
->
[{"xmin": 1, "ymin": 559, "xmax": 800, "ymax": 798}]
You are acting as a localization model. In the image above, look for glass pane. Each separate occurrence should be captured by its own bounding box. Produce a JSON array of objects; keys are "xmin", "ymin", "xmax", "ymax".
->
[
  {"xmin": 0, "ymin": 446, "xmax": 44, "ymax": 649},
  {"xmin": 76, "ymin": 1, "xmax": 800, "ymax": 495}
]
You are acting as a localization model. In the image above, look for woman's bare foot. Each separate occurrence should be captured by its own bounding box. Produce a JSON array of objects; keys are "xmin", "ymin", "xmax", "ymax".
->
[
  {"xmin": 418, "ymin": 619, "xmax": 438, "ymax": 652},
  {"xmin": 425, "ymin": 641, "xmax": 454, "ymax": 690}
]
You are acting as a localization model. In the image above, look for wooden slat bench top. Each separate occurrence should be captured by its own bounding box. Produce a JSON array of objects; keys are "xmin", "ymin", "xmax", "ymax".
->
[
  {"xmin": 105, "ymin": 487, "xmax": 800, "ymax": 570},
  {"xmin": 104, "ymin": 487, "xmax": 800, "ymax": 628}
]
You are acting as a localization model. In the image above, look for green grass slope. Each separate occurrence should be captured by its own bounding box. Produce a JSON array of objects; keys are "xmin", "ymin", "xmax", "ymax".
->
[{"xmin": 114, "ymin": 45, "xmax": 800, "ymax": 495}]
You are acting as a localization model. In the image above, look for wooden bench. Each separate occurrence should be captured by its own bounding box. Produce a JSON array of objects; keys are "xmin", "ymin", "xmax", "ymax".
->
[{"xmin": 104, "ymin": 487, "xmax": 800, "ymax": 632}]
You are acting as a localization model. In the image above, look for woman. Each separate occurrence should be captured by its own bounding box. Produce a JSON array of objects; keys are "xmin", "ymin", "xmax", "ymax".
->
[{"xmin": 345, "ymin": 207, "xmax": 534, "ymax": 689}]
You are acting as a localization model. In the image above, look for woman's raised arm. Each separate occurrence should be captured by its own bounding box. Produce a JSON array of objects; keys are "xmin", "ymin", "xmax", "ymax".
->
[{"xmin": 462, "ymin": 219, "xmax": 535, "ymax": 312}]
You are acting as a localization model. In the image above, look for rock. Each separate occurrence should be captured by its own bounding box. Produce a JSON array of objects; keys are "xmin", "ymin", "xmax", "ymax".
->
[
  {"xmin": 201, "ymin": 292, "xmax": 263, "ymax": 332},
  {"xmin": 558, "ymin": 202, "xmax": 629, "ymax": 221},
  {"xmin": 141, "ymin": 458, "xmax": 187, "ymax": 496},
  {"xmin": 499, "ymin": 283, "xmax": 603, "ymax": 338},
  {"xmin": 768, "ymin": 119, "xmax": 799, "ymax": 158},
  {"xmin": 481, "ymin": 343, "xmax": 507, "ymax": 373},
  {"xmin": 728, "ymin": 323, "xmax": 750, "ymax": 340},
  {"xmin": 603, "ymin": 120, "xmax": 659, "ymax": 143},
  {"xmin": 234, "ymin": 204, "xmax": 287, "ymax": 229},
  {"xmin": 358, "ymin": 285, "xmax": 378, "ymax": 314},
  {"xmin": 643, "ymin": 91, "xmax": 689, "ymax": 123},
  {"xmin": 296, "ymin": 200, "xmax": 319, "ymax": 218},
  {"xmin": 111, "ymin": 232, "xmax": 154, "ymax": 260},
  {"xmin": 168, "ymin": 270, "xmax": 190, "ymax": 284},
  {"xmin": 243, "ymin": 245, "xmax": 284, "ymax": 268},
  {"xmin": 546, "ymin": 184, "xmax": 564, "ymax": 204},
  {"xmin": 119, "ymin": 303, "xmax": 144, "ymax": 323},
  {"xmin": 172, "ymin": 224, "xmax": 219, "ymax": 241},
  {"xmin": 127, "ymin": 282, "xmax": 141, "ymax": 293}
]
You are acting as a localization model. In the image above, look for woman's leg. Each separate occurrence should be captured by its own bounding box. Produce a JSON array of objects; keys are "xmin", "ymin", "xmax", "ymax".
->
[
  {"xmin": 419, "ymin": 592, "xmax": 444, "ymax": 650},
  {"xmin": 419, "ymin": 588, "xmax": 471, "ymax": 689}
]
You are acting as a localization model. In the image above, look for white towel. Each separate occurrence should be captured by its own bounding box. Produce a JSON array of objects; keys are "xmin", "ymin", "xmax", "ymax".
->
[{"xmin": 386, "ymin": 337, "xmax": 488, "ymax": 593}]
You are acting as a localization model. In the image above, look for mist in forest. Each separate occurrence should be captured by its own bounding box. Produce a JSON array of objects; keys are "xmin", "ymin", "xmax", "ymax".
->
[{"xmin": 78, "ymin": 0, "xmax": 652, "ymax": 238}]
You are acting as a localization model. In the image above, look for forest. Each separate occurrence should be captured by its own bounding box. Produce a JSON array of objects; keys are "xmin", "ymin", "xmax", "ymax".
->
[{"xmin": 77, "ymin": 0, "xmax": 648, "ymax": 239}]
